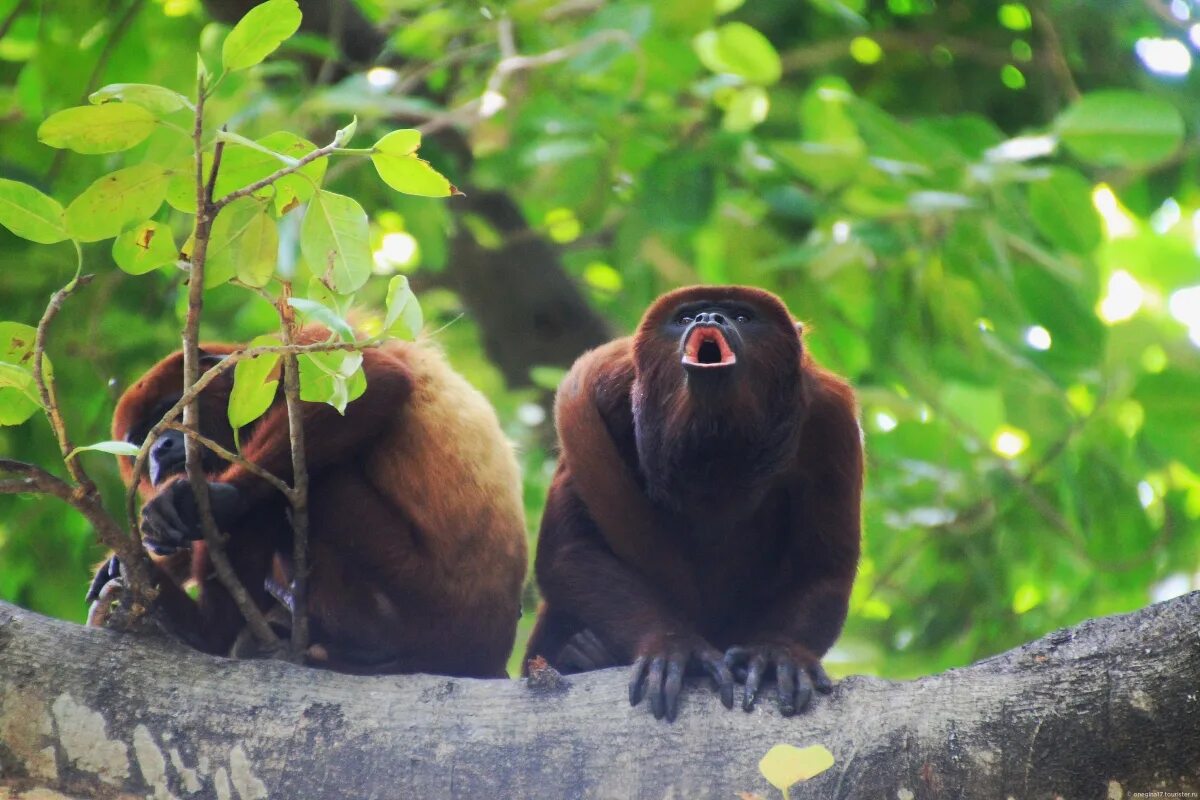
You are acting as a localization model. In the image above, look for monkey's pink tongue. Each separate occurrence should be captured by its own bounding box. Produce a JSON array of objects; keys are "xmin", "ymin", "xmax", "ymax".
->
[{"xmin": 683, "ymin": 327, "xmax": 736, "ymax": 367}]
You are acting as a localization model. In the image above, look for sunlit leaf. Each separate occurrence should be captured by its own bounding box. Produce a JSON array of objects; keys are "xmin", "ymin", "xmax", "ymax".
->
[
  {"xmin": 206, "ymin": 196, "xmax": 275, "ymax": 289},
  {"xmin": 89, "ymin": 83, "xmax": 190, "ymax": 115},
  {"xmin": 222, "ymin": 0, "xmax": 302, "ymax": 72},
  {"xmin": 65, "ymin": 164, "xmax": 169, "ymax": 243},
  {"xmin": 287, "ymin": 297, "xmax": 356, "ymax": 341},
  {"xmin": 298, "ymin": 349, "xmax": 365, "ymax": 413},
  {"xmin": 1055, "ymin": 90, "xmax": 1183, "ymax": 168},
  {"xmin": 371, "ymin": 132, "xmax": 456, "ymax": 197},
  {"xmin": 759, "ymin": 744, "xmax": 835, "ymax": 790},
  {"xmin": 0, "ymin": 323, "xmax": 49, "ymax": 427},
  {"xmin": 112, "ymin": 221, "xmax": 177, "ymax": 275},
  {"xmin": 215, "ymin": 131, "xmax": 328, "ymax": 214},
  {"xmin": 228, "ymin": 334, "xmax": 280, "ymax": 430},
  {"xmin": 0, "ymin": 179, "xmax": 68, "ymax": 244},
  {"xmin": 693, "ymin": 23, "xmax": 782, "ymax": 85},
  {"xmin": 37, "ymin": 103, "xmax": 156, "ymax": 154},
  {"xmin": 300, "ymin": 190, "xmax": 371, "ymax": 294},
  {"xmin": 383, "ymin": 275, "xmax": 423, "ymax": 340},
  {"xmin": 67, "ymin": 440, "xmax": 140, "ymax": 459}
]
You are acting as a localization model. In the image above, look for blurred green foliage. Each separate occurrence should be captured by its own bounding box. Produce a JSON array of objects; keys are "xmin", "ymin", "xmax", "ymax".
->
[{"xmin": 1, "ymin": 0, "xmax": 1198, "ymax": 681}]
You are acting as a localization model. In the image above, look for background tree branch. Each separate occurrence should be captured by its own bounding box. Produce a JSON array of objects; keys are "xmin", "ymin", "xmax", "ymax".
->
[{"xmin": 1, "ymin": 592, "xmax": 1196, "ymax": 799}]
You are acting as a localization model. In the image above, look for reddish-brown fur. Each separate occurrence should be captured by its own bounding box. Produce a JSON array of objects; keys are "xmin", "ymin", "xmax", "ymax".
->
[
  {"xmin": 525, "ymin": 286, "xmax": 862, "ymax": 715},
  {"xmin": 106, "ymin": 329, "xmax": 528, "ymax": 677}
]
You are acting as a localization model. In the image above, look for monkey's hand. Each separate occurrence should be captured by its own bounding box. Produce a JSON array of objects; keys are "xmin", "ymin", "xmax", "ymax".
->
[
  {"xmin": 628, "ymin": 632, "xmax": 735, "ymax": 722},
  {"xmin": 85, "ymin": 555, "xmax": 122, "ymax": 606},
  {"xmin": 140, "ymin": 480, "xmax": 241, "ymax": 555},
  {"xmin": 723, "ymin": 642, "xmax": 833, "ymax": 716}
]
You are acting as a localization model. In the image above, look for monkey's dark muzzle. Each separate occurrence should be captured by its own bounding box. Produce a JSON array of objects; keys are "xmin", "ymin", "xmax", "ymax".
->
[{"xmin": 681, "ymin": 324, "xmax": 737, "ymax": 369}]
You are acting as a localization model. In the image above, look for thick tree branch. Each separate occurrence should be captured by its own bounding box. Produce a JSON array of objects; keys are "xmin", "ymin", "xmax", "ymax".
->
[{"xmin": 1, "ymin": 593, "xmax": 1197, "ymax": 798}]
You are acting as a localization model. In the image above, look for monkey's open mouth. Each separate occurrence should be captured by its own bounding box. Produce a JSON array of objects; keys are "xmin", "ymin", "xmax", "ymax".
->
[{"xmin": 682, "ymin": 326, "xmax": 736, "ymax": 368}]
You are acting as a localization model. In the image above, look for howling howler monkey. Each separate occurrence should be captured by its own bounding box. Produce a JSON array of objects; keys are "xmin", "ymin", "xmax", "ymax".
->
[
  {"xmin": 525, "ymin": 285, "xmax": 862, "ymax": 720},
  {"xmin": 87, "ymin": 329, "xmax": 528, "ymax": 677}
]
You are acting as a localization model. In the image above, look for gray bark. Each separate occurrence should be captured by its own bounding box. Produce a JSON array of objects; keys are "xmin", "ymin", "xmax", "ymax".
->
[{"xmin": 1, "ymin": 593, "xmax": 1198, "ymax": 800}]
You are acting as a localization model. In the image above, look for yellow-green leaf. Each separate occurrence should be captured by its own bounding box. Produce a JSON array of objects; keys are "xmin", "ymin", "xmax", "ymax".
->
[
  {"xmin": 371, "ymin": 151, "xmax": 455, "ymax": 198},
  {"xmin": 0, "ymin": 178, "xmax": 68, "ymax": 244},
  {"xmin": 384, "ymin": 275, "xmax": 423, "ymax": 340},
  {"xmin": 112, "ymin": 221, "xmax": 177, "ymax": 275},
  {"xmin": 222, "ymin": 0, "xmax": 302, "ymax": 72},
  {"xmin": 206, "ymin": 197, "xmax": 275, "ymax": 289},
  {"xmin": 758, "ymin": 744, "xmax": 835, "ymax": 790},
  {"xmin": 89, "ymin": 83, "xmax": 190, "ymax": 115},
  {"xmin": 0, "ymin": 322, "xmax": 50, "ymax": 427},
  {"xmin": 374, "ymin": 129, "xmax": 422, "ymax": 157},
  {"xmin": 693, "ymin": 22, "xmax": 782, "ymax": 85},
  {"xmin": 68, "ymin": 440, "xmax": 141, "ymax": 459},
  {"xmin": 298, "ymin": 349, "xmax": 365, "ymax": 413},
  {"xmin": 65, "ymin": 164, "xmax": 169, "ymax": 242},
  {"xmin": 228, "ymin": 334, "xmax": 280, "ymax": 430},
  {"xmin": 37, "ymin": 103, "xmax": 156, "ymax": 154},
  {"xmin": 214, "ymin": 131, "xmax": 327, "ymax": 214},
  {"xmin": 300, "ymin": 190, "xmax": 371, "ymax": 294}
]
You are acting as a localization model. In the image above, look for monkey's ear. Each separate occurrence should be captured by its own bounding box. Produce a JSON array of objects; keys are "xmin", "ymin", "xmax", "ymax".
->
[{"xmin": 198, "ymin": 351, "xmax": 228, "ymax": 367}]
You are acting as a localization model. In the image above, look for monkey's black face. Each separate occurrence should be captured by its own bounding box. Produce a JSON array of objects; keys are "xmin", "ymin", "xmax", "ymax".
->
[
  {"xmin": 668, "ymin": 301, "xmax": 759, "ymax": 376},
  {"xmin": 148, "ymin": 429, "xmax": 187, "ymax": 486}
]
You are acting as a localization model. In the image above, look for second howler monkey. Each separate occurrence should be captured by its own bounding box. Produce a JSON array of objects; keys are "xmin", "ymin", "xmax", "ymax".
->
[
  {"xmin": 89, "ymin": 329, "xmax": 528, "ymax": 678},
  {"xmin": 525, "ymin": 285, "xmax": 862, "ymax": 720}
]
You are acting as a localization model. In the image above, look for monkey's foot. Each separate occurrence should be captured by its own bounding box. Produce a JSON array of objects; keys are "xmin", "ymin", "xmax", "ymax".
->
[
  {"xmin": 628, "ymin": 632, "xmax": 734, "ymax": 722},
  {"xmin": 723, "ymin": 643, "xmax": 833, "ymax": 716}
]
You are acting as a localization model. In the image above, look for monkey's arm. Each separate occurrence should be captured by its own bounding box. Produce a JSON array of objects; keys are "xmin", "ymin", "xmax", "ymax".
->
[
  {"xmin": 727, "ymin": 378, "xmax": 863, "ymax": 714},
  {"xmin": 536, "ymin": 471, "xmax": 734, "ymax": 720}
]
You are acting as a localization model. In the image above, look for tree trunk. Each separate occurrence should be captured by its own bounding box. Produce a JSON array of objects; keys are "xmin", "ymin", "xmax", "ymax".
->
[{"xmin": 1, "ymin": 593, "xmax": 1197, "ymax": 800}]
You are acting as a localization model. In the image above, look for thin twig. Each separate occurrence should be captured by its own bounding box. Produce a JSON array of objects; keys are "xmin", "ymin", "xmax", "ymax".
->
[
  {"xmin": 183, "ymin": 74, "xmax": 281, "ymax": 651},
  {"xmin": 277, "ymin": 284, "xmax": 311, "ymax": 658},
  {"xmin": 213, "ymin": 136, "xmax": 344, "ymax": 211},
  {"xmin": 162, "ymin": 422, "xmax": 292, "ymax": 498},
  {"xmin": 34, "ymin": 275, "xmax": 94, "ymax": 488},
  {"xmin": 1031, "ymin": 4, "xmax": 1081, "ymax": 103}
]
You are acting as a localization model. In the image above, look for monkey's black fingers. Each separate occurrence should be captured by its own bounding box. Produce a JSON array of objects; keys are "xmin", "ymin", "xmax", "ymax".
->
[
  {"xmin": 723, "ymin": 646, "xmax": 750, "ymax": 667},
  {"xmin": 664, "ymin": 657, "xmax": 685, "ymax": 722},
  {"xmin": 629, "ymin": 657, "xmax": 650, "ymax": 706},
  {"xmin": 575, "ymin": 629, "xmax": 615, "ymax": 668},
  {"xmin": 809, "ymin": 661, "xmax": 834, "ymax": 694},
  {"xmin": 699, "ymin": 654, "xmax": 735, "ymax": 709},
  {"xmin": 558, "ymin": 643, "xmax": 593, "ymax": 672},
  {"xmin": 742, "ymin": 653, "xmax": 768, "ymax": 712},
  {"xmin": 647, "ymin": 656, "xmax": 667, "ymax": 720},
  {"xmin": 777, "ymin": 658, "xmax": 797, "ymax": 717},
  {"xmin": 794, "ymin": 666, "xmax": 814, "ymax": 712}
]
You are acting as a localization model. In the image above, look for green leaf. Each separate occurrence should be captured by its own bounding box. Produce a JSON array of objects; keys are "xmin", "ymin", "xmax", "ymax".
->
[
  {"xmin": 298, "ymin": 350, "xmax": 365, "ymax": 413},
  {"xmin": 65, "ymin": 164, "xmax": 169, "ymax": 243},
  {"xmin": 1027, "ymin": 168, "xmax": 1101, "ymax": 255},
  {"xmin": 89, "ymin": 83, "xmax": 190, "ymax": 115},
  {"xmin": 384, "ymin": 275, "xmax": 423, "ymax": 339},
  {"xmin": 722, "ymin": 85, "xmax": 769, "ymax": 132},
  {"xmin": 37, "ymin": 103, "xmax": 157, "ymax": 154},
  {"xmin": 0, "ymin": 179, "xmax": 68, "ymax": 244},
  {"xmin": 67, "ymin": 440, "xmax": 140, "ymax": 459},
  {"xmin": 206, "ymin": 197, "xmax": 275, "ymax": 289},
  {"xmin": 0, "ymin": 322, "xmax": 48, "ymax": 427},
  {"xmin": 1055, "ymin": 90, "xmax": 1184, "ymax": 168},
  {"xmin": 336, "ymin": 115, "xmax": 358, "ymax": 146},
  {"xmin": 693, "ymin": 22, "xmax": 781, "ymax": 85},
  {"xmin": 214, "ymin": 131, "xmax": 327, "ymax": 214},
  {"xmin": 287, "ymin": 298, "xmax": 356, "ymax": 341},
  {"xmin": 371, "ymin": 134, "xmax": 455, "ymax": 197},
  {"xmin": 759, "ymin": 744, "xmax": 835, "ymax": 789},
  {"xmin": 300, "ymin": 190, "xmax": 371, "ymax": 294},
  {"xmin": 112, "ymin": 221, "xmax": 177, "ymax": 275},
  {"xmin": 222, "ymin": 0, "xmax": 302, "ymax": 71},
  {"xmin": 228, "ymin": 334, "xmax": 280, "ymax": 430},
  {"xmin": 374, "ymin": 129, "xmax": 421, "ymax": 156}
]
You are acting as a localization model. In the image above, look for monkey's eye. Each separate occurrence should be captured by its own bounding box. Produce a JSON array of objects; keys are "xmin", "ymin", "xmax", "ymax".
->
[
  {"xmin": 677, "ymin": 314, "xmax": 694, "ymax": 324},
  {"xmin": 735, "ymin": 314, "xmax": 750, "ymax": 323}
]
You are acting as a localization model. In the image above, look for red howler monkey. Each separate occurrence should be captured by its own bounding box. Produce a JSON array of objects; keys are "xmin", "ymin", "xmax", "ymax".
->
[
  {"xmin": 88, "ymin": 329, "xmax": 528, "ymax": 677},
  {"xmin": 524, "ymin": 285, "xmax": 862, "ymax": 720}
]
